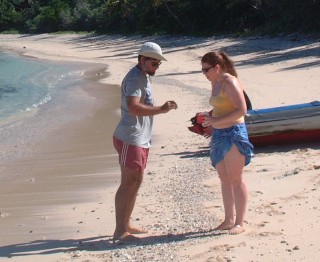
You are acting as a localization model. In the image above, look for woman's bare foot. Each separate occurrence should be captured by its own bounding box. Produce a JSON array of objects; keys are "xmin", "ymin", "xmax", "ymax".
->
[
  {"xmin": 229, "ymin": 224, "xmax": 245, "ymax": 235},
  {"xmin": 128, "ymin": 226, "xmax": 148, "ymax": 234},
  {"xmin": 213, "ymin": 221, "xmax": 234, "ymax": 231}
]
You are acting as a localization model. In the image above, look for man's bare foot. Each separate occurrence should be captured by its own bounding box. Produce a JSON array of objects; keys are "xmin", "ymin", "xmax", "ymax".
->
[
  {"xmin": 113, "ymin": 225, "xmax": 147, "ymax": 239},
  {"xmin": 128, "ymin": 226, "xmax": 148, "ymax": 234},
  {"xmin": 213, "ymin": 221, "xmax": 234, "ymax": 231},
  {"xmin": 112, "ymin": 232, "xmax": 140, "ymax": 245},
  {"xmin": 229, "ymin": 224, "xmax": 245, "ymax": 235},
  {"xmin": 113, "ymin": 231, "xmax": 131, "ymax": 241}
]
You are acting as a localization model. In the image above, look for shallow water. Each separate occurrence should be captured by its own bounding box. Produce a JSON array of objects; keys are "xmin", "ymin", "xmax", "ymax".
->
[
  {"xmin": 0, "ymin": 51, "xmax": 86, "ymax": 125},
  {"xmin": 0, "ymin": 51, "xmax": 120, "ymax": 183}
]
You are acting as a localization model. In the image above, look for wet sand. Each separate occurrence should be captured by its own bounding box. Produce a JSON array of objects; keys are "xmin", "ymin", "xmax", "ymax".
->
[{"xmin": 0, "ymin": 64, "xmax": 121, "ymax": 246}]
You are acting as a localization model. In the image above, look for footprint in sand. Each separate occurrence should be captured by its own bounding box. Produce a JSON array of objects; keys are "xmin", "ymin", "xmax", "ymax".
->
[
  {"xmin": 255, "ymin": 202, "xmax": 286, "ymax": 216},
  {"xmin": 259, "ymin": 231, "xmax": 282, "ymax": 237},
  {"xmin": 256, "ymin": 221, "xmax": 269, "ymax": 228}
]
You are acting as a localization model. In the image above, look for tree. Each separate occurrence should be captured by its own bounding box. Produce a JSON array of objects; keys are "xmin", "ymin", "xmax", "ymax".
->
[{"xmin": 0, "ymin": 0, "xmax": 23, "ymax": 31}]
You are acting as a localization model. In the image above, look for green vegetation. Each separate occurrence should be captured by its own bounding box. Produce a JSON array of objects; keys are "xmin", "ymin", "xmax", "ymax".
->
[{"xmin": 1, "ymin": 0, "xmax": 319, "ymax": 35}]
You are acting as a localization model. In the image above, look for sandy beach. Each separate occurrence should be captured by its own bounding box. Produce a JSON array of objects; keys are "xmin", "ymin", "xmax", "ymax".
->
[{"xmin": 0, "ymin": 33, "xmax": 319, "ymax": 261}]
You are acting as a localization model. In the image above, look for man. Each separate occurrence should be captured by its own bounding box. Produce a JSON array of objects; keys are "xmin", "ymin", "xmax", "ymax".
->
[{"xmin": 113, "ymin": 42, "xmax": 178, "ymax": 243}]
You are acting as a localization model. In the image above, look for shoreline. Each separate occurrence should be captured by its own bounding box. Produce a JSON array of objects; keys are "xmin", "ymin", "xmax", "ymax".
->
[
  {"xmin": 0, "ymin": 34, "xmax": 319, "ymax": 261},
  {"xmin": 0, "ymin": 58, "xmax": 121, "ymax": 247}
]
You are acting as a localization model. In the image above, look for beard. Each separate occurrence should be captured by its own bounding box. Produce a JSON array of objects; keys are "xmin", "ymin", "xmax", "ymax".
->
[{"xmin": 147, "ymin": 71, "xmax": 155, "ymax": 76}]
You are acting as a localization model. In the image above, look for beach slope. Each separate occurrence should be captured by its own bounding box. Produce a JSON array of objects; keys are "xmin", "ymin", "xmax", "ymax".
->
[{"xmin": 0, "ymin": 34, "xmax": 319, "ymax": 261}]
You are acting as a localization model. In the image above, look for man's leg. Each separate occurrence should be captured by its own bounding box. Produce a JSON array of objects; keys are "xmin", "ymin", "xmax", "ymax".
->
[
  {"xmin": 122, "ymin": 166, "xmax": 147, "ymax": 234},
  {"xmin": 113, "ymin": 166, "xmax": 144, "ymax": 240}
]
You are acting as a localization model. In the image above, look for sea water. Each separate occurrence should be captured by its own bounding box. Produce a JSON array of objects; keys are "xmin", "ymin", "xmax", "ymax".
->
[{"xmin": 0, "ymin": 51, "xmax": 85, "ymax": 126}]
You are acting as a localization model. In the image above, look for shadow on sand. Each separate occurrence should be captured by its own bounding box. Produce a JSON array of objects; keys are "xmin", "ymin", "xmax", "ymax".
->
[
  {"xmin": 160, "ymin": 142, "xmax": 320, "ymax": 160},
  {"xmin": 19, "ymin": 34, "xmax": 320, "ymax": 73},
  {"xmin": 0, "ymin": 229, "xmax": 225, "ymax": 258}
]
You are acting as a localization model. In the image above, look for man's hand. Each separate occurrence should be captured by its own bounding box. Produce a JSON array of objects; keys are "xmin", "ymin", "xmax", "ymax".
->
[
  {"xmin": 127, "ymin": 97, "xmax": 177, "ymax": 116},
  {"xmin": 160, "ymin": 101, "xmax": 178, "ymax": 113}
]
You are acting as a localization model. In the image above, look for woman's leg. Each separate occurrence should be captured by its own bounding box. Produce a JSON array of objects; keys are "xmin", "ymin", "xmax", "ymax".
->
[
  {"xmin": 224, "ymin": 144, "xmax": 248, "ymax": 234},
  {"xmin": 214, "ymin": 160, "xmax": 235, "ymax": 230}
]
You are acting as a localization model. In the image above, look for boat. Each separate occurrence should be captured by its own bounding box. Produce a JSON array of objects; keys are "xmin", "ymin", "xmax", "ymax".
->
[
  {"xmin": 188, "ymin": 100, "xmax": 320, "ymax": 147},
  {"xmin": 245, "ymin": 100, "xmax": 320, "ymax": 146}
]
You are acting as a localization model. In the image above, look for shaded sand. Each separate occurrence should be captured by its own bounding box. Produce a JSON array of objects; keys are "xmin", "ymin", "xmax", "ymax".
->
[{"xmin": 0, "ymin": 34, "xmax": 319, "ymax": 261}]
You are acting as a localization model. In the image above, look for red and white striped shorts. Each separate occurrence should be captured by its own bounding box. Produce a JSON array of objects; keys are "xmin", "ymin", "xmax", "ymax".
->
[{"xmin": 113, "ymin": 136, "xmax": 149, "ymax": 171}]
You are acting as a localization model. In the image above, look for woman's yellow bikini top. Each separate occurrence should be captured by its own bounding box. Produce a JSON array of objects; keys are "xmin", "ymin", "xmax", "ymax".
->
[{"xmin": 209, "ymin": 76, "xmax": 244, "ymax": 123}]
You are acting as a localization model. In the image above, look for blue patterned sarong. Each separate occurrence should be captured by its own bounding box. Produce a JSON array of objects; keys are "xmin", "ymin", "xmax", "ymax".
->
[{"xmin": 210, "ymin": 123, "xmax": 254, "ymax": 167}]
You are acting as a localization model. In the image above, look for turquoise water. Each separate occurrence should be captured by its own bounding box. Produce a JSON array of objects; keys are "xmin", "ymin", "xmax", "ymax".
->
[{"xmin": 0, "ymin": 51, "xmax": 84, "ymax": 124}]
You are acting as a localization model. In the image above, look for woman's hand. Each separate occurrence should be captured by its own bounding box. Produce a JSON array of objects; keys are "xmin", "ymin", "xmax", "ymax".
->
[
  {"xmin": 203, "ymin": 126, "xmax": 212, "ymax": 138},
  {"xmin": 202, "ymin": 115, "xmax": 214, "ymax": 127},
  {"xmin": 196, "ymin": 112, "xmax": 209, "ymax": 124}
]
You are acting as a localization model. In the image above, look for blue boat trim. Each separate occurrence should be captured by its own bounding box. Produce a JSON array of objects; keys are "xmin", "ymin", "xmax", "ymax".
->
[{"xmin": 247, "ymin": 100, "xmax": 320, "ymax": 115}]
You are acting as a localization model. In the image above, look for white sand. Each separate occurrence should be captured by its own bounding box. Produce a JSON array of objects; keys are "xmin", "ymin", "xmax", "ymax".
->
[{"xmin": 0, "ymin": 34, "xmax": 319, "ymax": 261}]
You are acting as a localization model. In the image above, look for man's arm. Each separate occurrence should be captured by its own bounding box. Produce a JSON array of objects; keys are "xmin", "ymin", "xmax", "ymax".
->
[{"xmin": 127, "ymin": 96, "xmax": 178, "ymax": 116}]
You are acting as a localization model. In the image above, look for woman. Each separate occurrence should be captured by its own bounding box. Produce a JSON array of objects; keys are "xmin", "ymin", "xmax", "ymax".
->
[{"xmin": 200, "ymin": 51, "xmax": 254, "ymax": 234}]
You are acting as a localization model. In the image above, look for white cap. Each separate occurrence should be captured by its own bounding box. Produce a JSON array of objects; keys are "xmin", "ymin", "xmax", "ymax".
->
[{"xmin": 138, "ymin": 42, "xmax": 167, "ymax": 61}]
